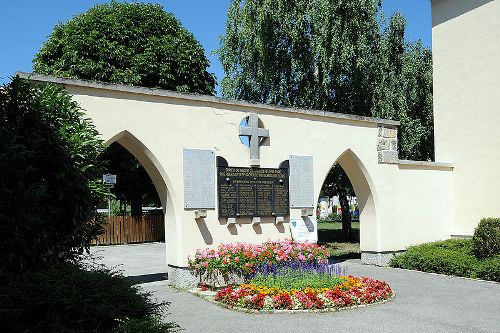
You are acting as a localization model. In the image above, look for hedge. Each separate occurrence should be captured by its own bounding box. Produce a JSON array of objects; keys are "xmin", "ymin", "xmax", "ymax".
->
[{"xmin": 389, "ymin": 239, "xmax": 499, "ymax": 282}]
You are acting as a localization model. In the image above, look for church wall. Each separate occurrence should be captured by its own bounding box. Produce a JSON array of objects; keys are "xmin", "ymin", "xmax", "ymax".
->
[{"xmin": 432, "ymin": 0, "xmax": 500, "ymax": 235}]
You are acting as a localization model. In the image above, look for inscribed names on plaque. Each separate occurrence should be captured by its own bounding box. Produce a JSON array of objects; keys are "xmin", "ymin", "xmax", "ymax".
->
[
  {"xmin": 217, "ymin": 166, "xmax": 289, "ymax": 218},
  {"xmin": 183, "ymin": 148, "xmax": 215, "ymax": 209},
  {"xmin": 289, "ymin": 155, "xmax": 314, "ymax": 208}
]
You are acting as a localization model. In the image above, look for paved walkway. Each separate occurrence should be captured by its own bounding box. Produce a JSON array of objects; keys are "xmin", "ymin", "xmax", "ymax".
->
[{"xmin": 90, "ymin": 243, "xmax": 499, "ymax": 333}]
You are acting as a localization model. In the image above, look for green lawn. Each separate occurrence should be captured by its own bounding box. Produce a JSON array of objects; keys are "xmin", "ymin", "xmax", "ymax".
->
[{"xmin": 317, "ymin": 221, "xmax": 360, "ymax": 258}]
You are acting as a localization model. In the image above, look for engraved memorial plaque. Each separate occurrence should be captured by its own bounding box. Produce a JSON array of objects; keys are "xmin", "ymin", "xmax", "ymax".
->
[
  {"xmin": 289, "ymin": 155, "xmax": 314, "ymax": 208},
  {"xmin": 183, "ymin": 149, "xmax": 215, "ymax": 209},
  {"xmin": 217, "ymin": 166, "xmax": 289, "ymax": 218}
]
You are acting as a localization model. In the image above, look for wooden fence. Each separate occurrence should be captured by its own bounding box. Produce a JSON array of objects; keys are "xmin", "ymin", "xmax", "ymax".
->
[{"xmin": 92, "ymin": 215, "xmax": 165, "ymax": 245}]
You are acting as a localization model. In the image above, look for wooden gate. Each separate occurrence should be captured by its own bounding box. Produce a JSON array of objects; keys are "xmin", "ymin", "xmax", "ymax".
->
[{"xmin": 92, "ymin": 215, "xmax": 165, "ymax": 245}]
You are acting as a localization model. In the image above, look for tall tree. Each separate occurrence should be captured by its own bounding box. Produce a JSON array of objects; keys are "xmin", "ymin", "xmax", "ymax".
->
[
  {"xmin": 218, "ymin": 0, "xmax": 434, "ymax": 238},
  {"xmin": 33, "ymin": 2, "xmax": 217, "ymax": 215}
]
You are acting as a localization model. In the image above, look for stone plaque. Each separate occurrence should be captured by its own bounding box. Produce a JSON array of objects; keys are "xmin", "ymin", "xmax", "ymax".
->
[
  {"xmin": 290, "ymin": 217, "xmax": 317, "ymax": 243},
  {"xmin": 289, "ymin": 155, "xmax": 314, "ymax": 208},
  {"xmin": 183, "ymin": 149, "xmax": 215, "ymax": 209},
  {"xmin": 217, "ymin": 166, "xmax": 289, "ymax": 218}
]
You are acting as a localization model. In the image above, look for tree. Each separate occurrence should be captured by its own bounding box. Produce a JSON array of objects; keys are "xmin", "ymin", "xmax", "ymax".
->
[
  {"xmin": 33, "ymin": 2, "xmax": 217, "ymax": 215},
  {"xmin": 320, "ymin": 165, "xmax": 355, "ymax": 240},
  {"xmin": 0, "ymin": 77, "xmax": 107, "ymax": 273},
  {"xmin": 218, "ymin": 0, "xmax": 434, "ymax": 238},
  {"xmin": 34, "ymin": 2, "xmax": 216, "ymax": 94},
  {"xmin": 102, "ymin": 143, "xmax": 160, "ymax": 217}
]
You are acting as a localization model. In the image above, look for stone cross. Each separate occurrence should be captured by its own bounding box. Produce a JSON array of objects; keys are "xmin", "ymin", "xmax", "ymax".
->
[{"xmin": 239, "ymin": 113, "xmax": 269, "ymax": 167}]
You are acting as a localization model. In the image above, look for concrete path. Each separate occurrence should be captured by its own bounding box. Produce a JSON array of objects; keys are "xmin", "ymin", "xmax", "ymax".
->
[{"xmin": 90, "ymin": 243, "xmax": 499, "ymax": 333}]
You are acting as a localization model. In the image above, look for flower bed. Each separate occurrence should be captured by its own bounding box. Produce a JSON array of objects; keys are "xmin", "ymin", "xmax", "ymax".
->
[
  {"xmin": 188, "ymin": 239, "xmax": 330, "ymax": 284},
  {"xmin": 213, "ymin": 276, "xmax": 393, "ymax": 311},
  {"xmin": 189, "ymin": 240, "xmax": 393, "ymax": 312}
]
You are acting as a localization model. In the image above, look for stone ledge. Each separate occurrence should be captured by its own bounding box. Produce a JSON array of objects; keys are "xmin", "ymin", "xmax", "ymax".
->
[
  {"xmin": 398, "ymin": 160, "xmax": 454, "ymax": 170},
  {"xmin": 16, "ymin": 72, "xmax": 400, "ymax": 127}
]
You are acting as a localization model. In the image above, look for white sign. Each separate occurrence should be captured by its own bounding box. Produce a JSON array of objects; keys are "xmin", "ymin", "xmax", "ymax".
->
[
  {"xmin": 102, "ymin": 173, "xmax": 117, "ymax": 185},
  {"xmin": 290, "ymin": 217, "xmax": 318, "ymax": 243}
]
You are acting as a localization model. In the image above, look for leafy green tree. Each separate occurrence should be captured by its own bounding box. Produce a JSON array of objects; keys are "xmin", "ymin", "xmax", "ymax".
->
[
  {"xmin": 34, "ymin": 2, "xmax": 217, "ymax": 215},
  {"xmin": 0, "ymin": 77, "xmax": 107, "ymax": 273},
  {"xmin": 371, "ymin": 13, "xmax": 434, "ymax": 161},
  {"xmin": 218, "ymin": 0, "xmax": 434, "ymax": 238},
  {"xmin": 34, "ymin": 2, "xmax": 215, "ymax": 94}
]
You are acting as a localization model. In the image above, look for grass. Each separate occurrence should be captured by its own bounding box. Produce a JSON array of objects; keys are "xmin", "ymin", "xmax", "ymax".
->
[
  {"xmin": 317, "ymin": 221, "xmax": 360, "ymax": 258},
  {"xmin": 250, "ymin": 270, "xmax": 345, "ymax": 291}
]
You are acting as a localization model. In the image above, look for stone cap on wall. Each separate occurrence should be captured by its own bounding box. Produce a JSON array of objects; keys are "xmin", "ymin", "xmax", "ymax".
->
[
  {"xmin": 398, "ymin": 159, "xmax": 454, "ymax": 171},
  {"xmin": 16, "ymin": 72, "xmax": 400, "ymax": 127}
]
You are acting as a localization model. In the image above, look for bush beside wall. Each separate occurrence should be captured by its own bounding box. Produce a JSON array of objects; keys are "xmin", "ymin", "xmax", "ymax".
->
[
  {"xmin": 389, "ymin": 239, "xmax": 499, "ymax": 282},
  {"xmin": 472, "ymin": 218, "xmax": 500, "ymax": 259}
]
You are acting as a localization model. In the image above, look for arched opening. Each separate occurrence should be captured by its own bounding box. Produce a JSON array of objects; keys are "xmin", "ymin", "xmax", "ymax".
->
[
  {"xmin": 317, "ymin": 150, "xmax": 378, "ymax": 259},
  {"xmin": 93, "ymin": 131, "xmax": 175, "ymax": 256}
]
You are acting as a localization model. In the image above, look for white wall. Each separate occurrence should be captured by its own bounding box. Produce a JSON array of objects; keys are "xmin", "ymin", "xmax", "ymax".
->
[
  {"xmin": 432, "ymin": 0, "xmax": 500, "ymax": 235},
  {"xmin": 60, "ymin": 83, "xmax": 452, "ymax": 266}
]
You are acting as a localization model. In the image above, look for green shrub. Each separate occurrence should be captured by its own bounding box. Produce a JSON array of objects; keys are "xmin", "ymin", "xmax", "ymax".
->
[
  {"xmin": 0, "ymin": 264, "xmax": 177, "ymax": 332},
  {"xmin": 0, "ymin": 78, "xmax": 107, "ymax": 273},
  {"xmin": 114, "ymin": 316, "xmax": 179, "ymax": 333},
  {"xmin": 472, "ymin": 218, "xmax": 500, "ymax": 259},
  {"xmin": 389, "ymin": 239, "xmax": 478, "ymax": 278},
  {"xmin": 475, "ymin": 255, "xmax": 500, "ymax": 282}
]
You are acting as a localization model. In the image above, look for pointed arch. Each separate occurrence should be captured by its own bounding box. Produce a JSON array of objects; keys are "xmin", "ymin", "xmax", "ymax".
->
[
  {"xmin": 319, "ymin": 149, "xmax": 380, "ymax": 252},
  {"xmin": 103, "ymin": 130, "xmax": 178, "ymax": 262}
]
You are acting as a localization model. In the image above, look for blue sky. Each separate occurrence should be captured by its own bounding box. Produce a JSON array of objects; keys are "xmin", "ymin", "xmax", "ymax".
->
[{"xmin": 0, "ymin": 0, "xmax": 432, "ymax": 93}]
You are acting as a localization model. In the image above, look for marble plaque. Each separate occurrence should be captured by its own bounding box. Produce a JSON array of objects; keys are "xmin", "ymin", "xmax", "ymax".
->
[
  {"xmin": 289, "ymin": 155, "xmax": 314, "ymax": 208},
  {"xmin": 183, "ymin": 149, "xmax": 215, "ymax": 209}
]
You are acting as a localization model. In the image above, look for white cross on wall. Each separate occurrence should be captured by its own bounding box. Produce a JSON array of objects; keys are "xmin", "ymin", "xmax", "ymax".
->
[{"xmin": 239, "ymin": 113, "xmax": 269, "ymax": 167}]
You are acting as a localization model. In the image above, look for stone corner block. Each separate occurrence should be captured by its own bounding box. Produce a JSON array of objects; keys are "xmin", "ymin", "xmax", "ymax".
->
[
  {"xmin": 167, "ymin": 265, "xmax": 198, "ymax": 289},
  {"xmin": 378, "ymin": 150, "xmax": 399, "ymax": 164},
  {"xmin": 377, "ymin": 138, "xmax": 391, "ymax": 151},
  {"xmin": 379, "ymin": 126, "xmax": 397, "ymax": 138},
  {"xmin": 361, "ymin": 252, "xmax": 402, "ymax": 266}
]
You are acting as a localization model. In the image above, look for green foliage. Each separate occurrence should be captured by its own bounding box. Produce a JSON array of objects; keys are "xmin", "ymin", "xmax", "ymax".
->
[
  {"xmin": 475, "ymin": 255, "xmax": 500, "ymax": 282},
  {"xmin": 114, "ymin": 316, "xmax": 179, "ymax": 333},
  {"xmin": 472, "ymin": 218, "xmax": 500, "ymax": 259},
  {"xmin": 218, "ymin": 0, "xmax": 434, "ymax": 161},
  {"xmin": 317, "ymin": 212, "xmax": 342, "ymax": 223},
  {"xmin": 34, "ymin": 1, "xmax": 215, "ymax": 94},
  {"xmin": 0, "ymin": 77, "xmax": 107, "ymax": 273},
  {"xmin": 251, "ymin": 270, "xmax": 345, "ymax": 291},
  {"xmin": 389, "ymin": 239, "xmax": 500, "ymax": 282},
  {"xmin": 0, "ymin": 264, "xmax": 178, "ymax": 333}
]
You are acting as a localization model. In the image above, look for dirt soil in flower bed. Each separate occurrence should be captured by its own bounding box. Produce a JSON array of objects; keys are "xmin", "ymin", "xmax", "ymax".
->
[{"xmin": 189, "ymin": 276, "xmax": 394, "ymax": 313}]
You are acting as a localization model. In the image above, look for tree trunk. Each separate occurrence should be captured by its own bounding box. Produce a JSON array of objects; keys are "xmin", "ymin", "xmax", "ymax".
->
[
  {"xmin": 338, "ymin": 190, "xmax": 352, "ymax": 241},
  {"xmin": 130, "ymin": 196, "xmax": 142, "ymax": 217}
]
